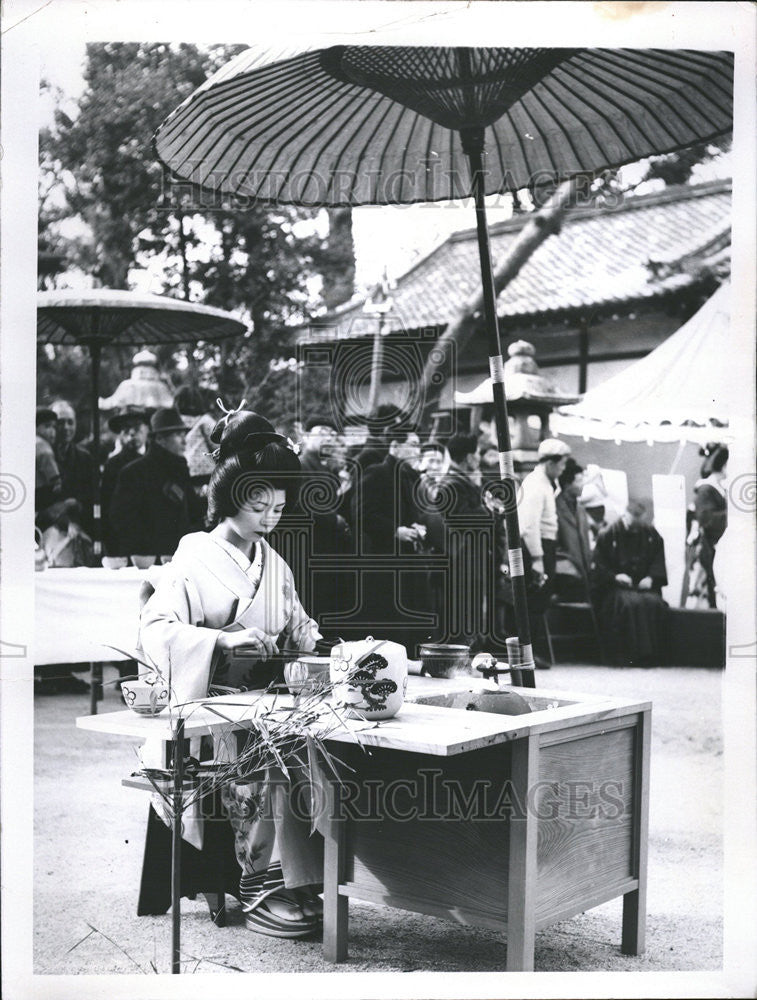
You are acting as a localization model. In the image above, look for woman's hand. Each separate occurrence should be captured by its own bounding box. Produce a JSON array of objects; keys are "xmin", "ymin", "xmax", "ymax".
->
[
  {"xmin": 396, "ymin": 525, "xmax": 419, "ymax": 543},
  {"xmin": 216, "ymin": 628, "xmax": 279, "ymax": 660}
]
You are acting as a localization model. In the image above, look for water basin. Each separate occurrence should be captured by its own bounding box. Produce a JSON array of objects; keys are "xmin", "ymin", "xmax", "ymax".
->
[{"xmin": 412, "ymin": 690, "xmax": 569, "ymax": 716}]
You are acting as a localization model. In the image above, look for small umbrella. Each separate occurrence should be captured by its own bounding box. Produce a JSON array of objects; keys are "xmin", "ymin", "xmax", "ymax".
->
[
  {"xmin": 37, "ymin": 288, "xmax": 247, "ymax": 555},
  {"xmin": 155, "ymin": 41, "xmax": 733, "ymax": 681}
]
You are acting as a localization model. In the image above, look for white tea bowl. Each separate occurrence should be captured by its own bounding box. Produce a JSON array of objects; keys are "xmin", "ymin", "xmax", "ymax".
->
[{"xmin": 121, "ymin": 678, "xmax": 170, "ymax": 716}]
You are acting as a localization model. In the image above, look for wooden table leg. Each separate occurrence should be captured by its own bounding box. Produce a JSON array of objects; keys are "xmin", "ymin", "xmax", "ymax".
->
[
  {"xmin": 89, "ymin": 662, "xmax": 103, "ymax": 715},
  {"xmin": 171, "ymin": 717, "xmax": 185, "ymax": 974},
  {"xmin": 506, "ymin": 733, "xmax": 538, "ymax": 971},
  {"xmin": 323, "ymin": 776, "xmax": 349, "ymax": 963},
  {"xmin": 622, "ymin": 708, "xmax": 650, "ymax": 955}
]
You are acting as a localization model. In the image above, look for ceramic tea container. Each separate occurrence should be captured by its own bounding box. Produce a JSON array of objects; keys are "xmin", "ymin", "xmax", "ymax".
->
[{"xmin": 330, "ymin": 637, "xmax": 408, "ymax": 720}]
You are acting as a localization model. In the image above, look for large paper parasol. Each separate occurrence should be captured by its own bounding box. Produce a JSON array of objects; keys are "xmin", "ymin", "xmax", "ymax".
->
[
  {"xmin": 155, "ymin": 41, "xmax": 733, "ymax": 681},
  {"xmin": 37, "ymin": 288, "xmax": 247, "ymax": 553}
]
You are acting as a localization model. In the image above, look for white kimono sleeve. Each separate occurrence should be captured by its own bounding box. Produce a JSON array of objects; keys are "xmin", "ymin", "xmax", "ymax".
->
[
  {"xmin": 139, "ymin": 571, "xmax": 221, "ymax": 706},
  {"xmin": 280, "ymin": 568, "xmax": 322, "ymax": 652}
]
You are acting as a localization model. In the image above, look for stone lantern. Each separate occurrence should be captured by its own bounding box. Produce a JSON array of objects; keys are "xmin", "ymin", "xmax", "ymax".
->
[
  {"xmin": 99, "ymin": 349, "xmax": 175, "ymax": 414},
  {"xmin": 454, "ymin": 340, "xmax": 579, "ymax": 470}
]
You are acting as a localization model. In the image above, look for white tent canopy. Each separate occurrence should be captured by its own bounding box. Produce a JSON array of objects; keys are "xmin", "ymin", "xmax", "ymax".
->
[{"xmin": 553, "ymin": 281, "xmax": 732, "ymax": 443}]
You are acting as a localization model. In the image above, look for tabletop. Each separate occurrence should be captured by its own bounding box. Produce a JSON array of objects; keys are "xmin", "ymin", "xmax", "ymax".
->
[{"xmin": 76, "ymin": 675, "xmax": 650, "ymax": 757}]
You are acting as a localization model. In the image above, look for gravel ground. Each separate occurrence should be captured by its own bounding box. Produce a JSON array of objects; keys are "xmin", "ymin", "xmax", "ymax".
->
[{"xmin": 32, "ymin": 663, "xmax": 724, "ymax": 985}]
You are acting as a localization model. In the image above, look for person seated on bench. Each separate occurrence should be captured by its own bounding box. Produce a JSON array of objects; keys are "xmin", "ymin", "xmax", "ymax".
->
[
  {"xmin": 590, "ymin": 499, "xmax": 668, "ymax": 666},
  {"xmin": 139, "ymin": 406, "xmax": 324, "ymax": 939}
]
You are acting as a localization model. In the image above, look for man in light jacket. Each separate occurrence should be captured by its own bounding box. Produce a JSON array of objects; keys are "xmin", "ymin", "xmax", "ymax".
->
[{"xmin": 518, "ymin": 438, "xmax": 571, "ymax": 590}]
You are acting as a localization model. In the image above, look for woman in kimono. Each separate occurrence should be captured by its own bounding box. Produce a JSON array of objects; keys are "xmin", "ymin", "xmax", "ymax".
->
[
  {"xmin": 684, "ymin": 443, "xmax": 728, "ymax": 608},
  {"xmin": 140, "ymin": 408, "xmax": 324, "ymax": 938}
]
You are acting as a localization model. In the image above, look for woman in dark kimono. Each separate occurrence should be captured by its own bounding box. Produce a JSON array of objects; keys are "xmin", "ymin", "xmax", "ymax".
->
[{"xmin": 140, "ymin": 408, "xmax": 324, "ymax": 938}]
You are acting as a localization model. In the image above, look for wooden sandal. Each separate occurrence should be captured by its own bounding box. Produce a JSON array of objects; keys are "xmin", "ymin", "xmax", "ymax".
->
[
  {"xmin": 294, "ymin": 888, "xmax": 324, "ymax": 919},
  {"xmin": 243, "ymin": 900, "xmax": 319, "ymax": 938},
  {"xmin": 240, "ymin": 872, "xmax": 320, "ymax": 939}
]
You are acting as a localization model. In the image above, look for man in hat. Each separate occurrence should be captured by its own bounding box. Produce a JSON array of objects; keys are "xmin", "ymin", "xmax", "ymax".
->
[
  {"xmin": 518, "ymin": 438, "xmax": 572, "ymax": 588},
  {"xmin": 109, "ymin": 407, "xmax": 204, "ymax": 558},
  {"xmin": 100, "ymin": 407, "xmax": 150, "ymax": 555},
  {"xmin": 35, "ymin": 406, "xmax": 62, "ymax": 523},
  {"xmin": 50, "ymin": 399, "xmax": 95, "ymax": 532},
  {"xmin": 503, "ymin": 437, "xmax": 571, "ymax": 667}
]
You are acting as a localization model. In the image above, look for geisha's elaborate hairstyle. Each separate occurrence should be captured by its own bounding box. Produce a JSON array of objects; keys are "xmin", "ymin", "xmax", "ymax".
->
[
  {"xmin": 206, "ymin": 405, "xmax": 301, "ymax": 525},
  {"xmin": 699, "ymin": 442, "xmax": 729, "ymax": 478}
]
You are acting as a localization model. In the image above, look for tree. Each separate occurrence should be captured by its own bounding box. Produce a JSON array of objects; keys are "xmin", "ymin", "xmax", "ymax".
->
[
  {"xmin": 38, "ymin": 43, "xmax": 348, "ymax": 429},
  {"xmin": 316, "ymin": 208, "xmax": 356, "ymax": 311},
  {"xmin": 40, "ymin": 43, "xmax": 244, "ymax": 288},
  {"xmin": 638, "ymin": 140, "xmax": 731, "ymax": 188}
]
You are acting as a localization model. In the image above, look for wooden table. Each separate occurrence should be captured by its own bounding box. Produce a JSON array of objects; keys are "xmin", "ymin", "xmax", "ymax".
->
[
  {"xmin": 317, "ymin": 676, "xmax": 651, "ymax": 971},
  {"xmin": 77, "ymin": 676, "xmax": 650, "ymax": 972}
]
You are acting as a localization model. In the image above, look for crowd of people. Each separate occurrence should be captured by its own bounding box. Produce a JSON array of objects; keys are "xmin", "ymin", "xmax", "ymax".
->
[
  {"xmin": 35, "ymin": 402, "xmax": 97, "ymax": 568},
  {"xmin": 35, "ymin": 391, "xmax": 728, "ymax": 671}
]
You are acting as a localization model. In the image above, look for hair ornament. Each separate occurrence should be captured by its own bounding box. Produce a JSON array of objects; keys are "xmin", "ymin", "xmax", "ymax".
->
[{"xmin": 216, "ymin": 397, "xmax": 248, "ymax": 429}]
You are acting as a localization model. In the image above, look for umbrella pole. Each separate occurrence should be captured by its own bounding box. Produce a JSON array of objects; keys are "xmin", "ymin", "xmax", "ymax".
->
[
  {"xmin": 89, "ymin": 342, "xmax": 102, "ymax": 559},
  {"xmin": 461, "ymin": 128, "xmax": 535, "ymax": 687}
]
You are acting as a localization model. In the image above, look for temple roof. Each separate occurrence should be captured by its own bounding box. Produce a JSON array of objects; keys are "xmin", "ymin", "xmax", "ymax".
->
[{"xmin": 304, "ymin": 179, "xmax": 731, "ymax": 341}]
